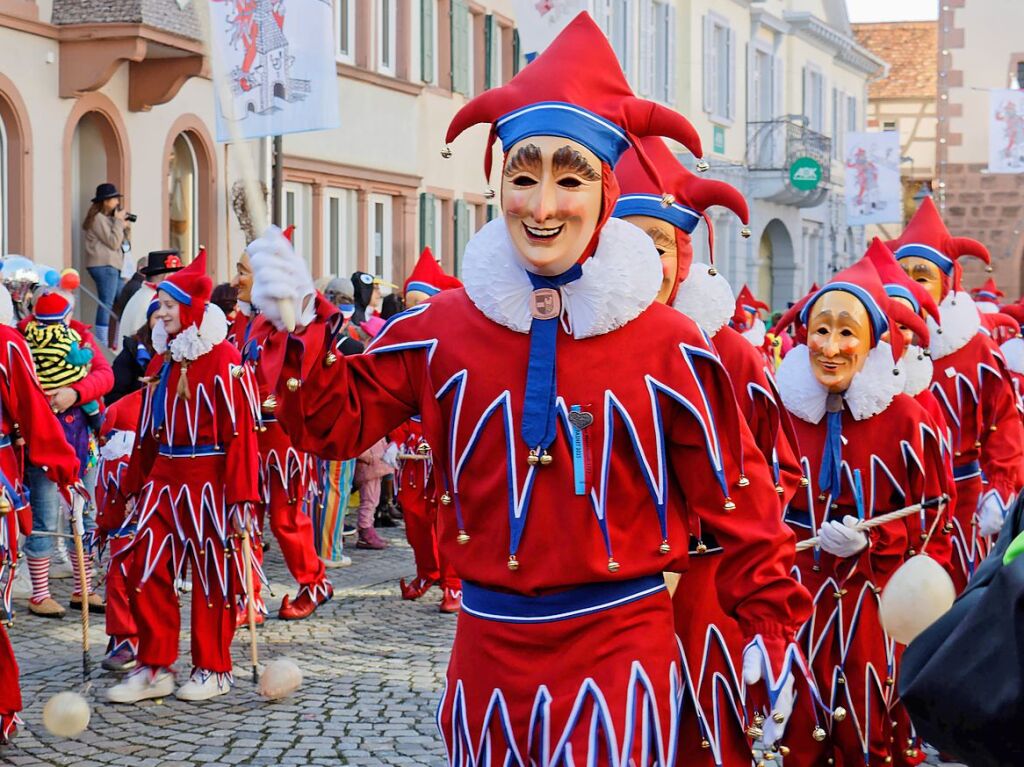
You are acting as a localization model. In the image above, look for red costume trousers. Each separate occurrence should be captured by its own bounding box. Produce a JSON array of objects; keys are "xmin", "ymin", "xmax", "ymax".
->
[
  {"xmin": 128, "ymin": 510, "xmax": 236, "ymax": 673},
  {"xmin": 0, "ymin": 623, "xmax": 20, "ymax": 739},
  {"xmin": 399, "ymin": 485, "xmax": 459, "ymax": 589},
  {"xmin": 257, "ymin": 477, "xmax": 326, "ymax": 588},
  {"xmin": 672, "ymin": 554, "xmax": 750, "ymax": 767},
  {"xmin": 949, "ymin": 473, "xmax": 984, "ymax": 591},
  {"xmin": 104, "ymin": 536, "xmax": 137, "ymax": 647}
]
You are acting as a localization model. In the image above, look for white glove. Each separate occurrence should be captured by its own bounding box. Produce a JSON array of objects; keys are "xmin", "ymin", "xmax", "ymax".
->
[
  {"xmin": 382, "ymin": 442, "xmax": 400, "ymax": 470},
  {"xmin": 247, "ymin": 225, "xmax": 316, "ymax": 331},
  {"xmin": 817, "ymin": 515, "xmax": 868, "ymax": 558},
  {"xmin": 742, "ymin": 643, "xmax": 796, "ymax": 746},
  {"xmin": 977, "ymin": 490, "xmax": 1010, "ymax": 537}
]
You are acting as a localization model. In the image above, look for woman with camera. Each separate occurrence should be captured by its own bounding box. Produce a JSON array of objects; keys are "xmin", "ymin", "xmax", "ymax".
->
[{"xmin": 82, "ymin": 182, "xmax": 131, "ymax": 347}]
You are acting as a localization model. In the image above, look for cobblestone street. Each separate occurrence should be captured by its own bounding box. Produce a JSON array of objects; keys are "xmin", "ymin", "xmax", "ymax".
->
[{"xmin": 4, "ymin": 531, "xmax": 454, "ymax": 766}]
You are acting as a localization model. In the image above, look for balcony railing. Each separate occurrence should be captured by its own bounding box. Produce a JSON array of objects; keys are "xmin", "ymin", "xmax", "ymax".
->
[{"xmin": 746, "ymin": 119, "xmax": 832, "ymax": 184}]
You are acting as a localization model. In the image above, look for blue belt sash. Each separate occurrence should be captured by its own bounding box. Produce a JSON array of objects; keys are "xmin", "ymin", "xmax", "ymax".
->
[
  {"xmin": 158, "ymin": 443, "xmax": 225, "ymax": 458},
  {"xmin": 0, "ymin": 435, "xmax": 12, "ymax": 449},
  {"xmin": 461, "ymin": 575, "xmax": 665, "ymax": 624},
  {"xmin": 953, "ymin": 460, "xmax": 981, "ymax": 481}
]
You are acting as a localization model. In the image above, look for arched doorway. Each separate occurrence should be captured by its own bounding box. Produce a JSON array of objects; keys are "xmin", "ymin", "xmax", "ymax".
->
[
  {"xmin": 164, "ymin": 117, "xmax": 216, "ymax": 269},
  {"xmin": 760, "ymin": 218, "xmax": 796, "ymax": 309},
  {"xmin": 0, "ymin": 75, "xmax": 32, "ymax": 256}
]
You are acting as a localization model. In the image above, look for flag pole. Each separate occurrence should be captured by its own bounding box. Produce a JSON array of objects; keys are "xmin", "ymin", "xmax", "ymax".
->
[{"xmin": 272, "ymin": 135, "xmax": 283, "ymax": 227}]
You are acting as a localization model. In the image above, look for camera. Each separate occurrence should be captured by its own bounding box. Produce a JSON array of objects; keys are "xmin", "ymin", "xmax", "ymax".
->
[{"xmin": 125, "ymin": 213, "xmax": 138, "ymax": 223}]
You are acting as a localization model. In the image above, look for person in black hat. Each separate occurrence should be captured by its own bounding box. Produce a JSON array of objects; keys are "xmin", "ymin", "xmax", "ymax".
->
[
  {"xmin": 111, "ymin": 249, "xmax": 183, "ymax": 333},
  {"xmin": 82, "ymin": 183, "xmax": 130, "ymax": 347}
]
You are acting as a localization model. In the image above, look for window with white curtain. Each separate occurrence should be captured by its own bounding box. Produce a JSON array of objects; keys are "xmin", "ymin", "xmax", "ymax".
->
[
  {"xmin": 378, "ymin": 0, "xmax": 397, "ymax": 75},
  {"xmin": 323, "ymin": 187, "xmax": 358, "ymax": 279},
  {"xmin": 653, "ymin": 2, "xmax": 675, "ymax": 103},
  {"xmin": 368, "ymin": 194, "xmax": 394, "ymax": 286},
  {"xmin": 703, "ymin": 13, "xmax": 735, "ymax": 124},
  {"xmin": 749, "ymin": 44, "xmax": 774, "ymax": 122},
  {"xmin": 803, "ymin": 66, "xmax": 826, "ymax": 133},
  {"xmin": 335, "ymin": 0, "xmax": 354, "ymax": 63},
  {"xmin": 610, "ymin": 0, "xmax": 632, "ymax": 80}
]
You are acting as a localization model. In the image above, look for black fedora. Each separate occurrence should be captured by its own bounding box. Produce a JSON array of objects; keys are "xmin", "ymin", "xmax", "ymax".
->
[
  {"xmin": 91, "ymin": 182, "xmax": 123, "ymax": 203},
  {"xmin": 140, "ymin": 249, "xmax": 183, "ymax": 278}
]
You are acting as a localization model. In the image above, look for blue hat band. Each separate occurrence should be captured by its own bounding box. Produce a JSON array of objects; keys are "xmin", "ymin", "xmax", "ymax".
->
[
  {"xmin": 894, "ymin": 243, "xmax": 954, "ymax": 275},
  {"xmin": 158, "ymin": 281, "xmax": 192, "ymax": 306},
  {"xmin": 496, "ymin": 102, "xmax": 631, "ymax": 168},
  {"xmin": 799, "ymin": 282, "xmax": 889, "ymax": 344},
  {"xmin": 405, "ymin": 281, "xmax": 441, "ymax": 297},
  {"xmin": 884, "ymin": 283, "xmax": 920, "ymax": 313},
  {"xmin": 976, "ymin": 290, "xmax": 998, "ymax": 301},
  {"xmin": 612, "ymin": 195, "xmax": 701, "ymax": 234},
  {"xmin": 35, "ymin": 309, "xmax": 70, "ymax": 323}
]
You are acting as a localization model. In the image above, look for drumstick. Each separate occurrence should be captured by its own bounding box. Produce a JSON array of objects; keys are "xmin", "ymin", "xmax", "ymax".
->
[
  {"xmin": 240, "ymin": 528, "xmax": 260, "ymax": 684},
  {"xmin": 795, "ymin": 503, "xmax": 925, "ymax": 552}
]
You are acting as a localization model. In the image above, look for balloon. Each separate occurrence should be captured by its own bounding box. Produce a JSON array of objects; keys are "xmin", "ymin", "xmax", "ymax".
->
[
  {"xmin": 60, "ymin": 268, "xmax": 81, "ymax": 292},
  {"xmin": 879, "ymin": 555, "xmax": 956, "ymax": 644},
  {"xmin": 44, "ymin": 270, "xmax": 60, "ymax": 287},
  {"xmin": 42, "ymin": 691, "xmax": 90, "ymax": 738}
]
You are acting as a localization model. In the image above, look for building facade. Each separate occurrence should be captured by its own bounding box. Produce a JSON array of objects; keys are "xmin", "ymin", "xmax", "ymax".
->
[
  {"xmin": 938, "ymin": 0, "xmax": 1024, "ymax": 296},
  {"xmin": 853, "ymin": 20, "xmax": 937, "ymax": 242}
]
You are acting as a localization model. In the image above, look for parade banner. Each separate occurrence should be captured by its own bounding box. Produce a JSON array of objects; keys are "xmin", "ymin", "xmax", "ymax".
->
[
  {"xmin": 989, "ymin": 89, "xmax": 1024, "ymax": 173},
  {"xmin": 844, "ymin": 131, "xmax": 902, "ymax": 225},
  {"xmin": 511, "ymin": 0, "xmax": 588, "ymax": 60},
  {"xmin": 208, "ymin": 0, "xmax": 340, "ymax": 142}
]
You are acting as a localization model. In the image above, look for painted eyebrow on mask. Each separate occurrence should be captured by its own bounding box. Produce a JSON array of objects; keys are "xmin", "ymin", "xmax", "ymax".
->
[
  {"xmin": 503, "ymin": 144, "xmax": 543, "ymax": 176},
  {"xmin": 552, "ymin": 146, "xmax": 601, "ymax": 181}
]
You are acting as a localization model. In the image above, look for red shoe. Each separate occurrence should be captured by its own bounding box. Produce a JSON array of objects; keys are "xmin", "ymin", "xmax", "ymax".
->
[
  {"xmin": 399, "ymin": 576, "xmax": 436, "ymax": 600},
  {"xmin": 278, "ymin": 582, "xmax": 334, "ymax": 621},
  {"xmin": 439, "ymin": 586, "xmax": 462, "ymax": 614},
  {"xmin": 356, "ymin": 527, "xmax": 389, "ymax": 550},
  {"xmin": 235, "ymin": 607, "xmax": 265, "ymax": 630}
]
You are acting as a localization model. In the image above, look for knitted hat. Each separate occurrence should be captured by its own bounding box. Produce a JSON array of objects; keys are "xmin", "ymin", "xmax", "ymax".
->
[
  {"xmin": 34, "ymin": 291, "xmax": 72, "ymax": 324},
  {"xmin": 157, "ymin": 247, "xmax": 211, "ymax": 330}
]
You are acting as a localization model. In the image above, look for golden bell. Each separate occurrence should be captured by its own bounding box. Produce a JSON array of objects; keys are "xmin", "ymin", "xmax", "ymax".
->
[
  {"xmin": 746, "ymin": 724, "xmax": 764, "ymax": 740},
  {"xmin": 0, "ymin": 495, "xmax": 11, "ymax": 515},
  {"xmin": 440, "ymin": 492, "xmax": 452, "ymax": 505},
  {"xmin": 440, "ymin": 145, "xmax": 453, "ymax": 159},
  {"xmin": 539, "ymin": 453, "xmax": 553, "ymax": 466},
  {"xmin": 812, "ymin": 726, "xmax": 827, "ymax": 742},
  {"xmin": 775, "ymin": 484, "xmax": 784, "ymax": 495},
  {"xmin": 779, "ymin": 746, "xmax": 790, "ymax": 757},
  {"xmin": 741, "ymin": 226, "xmax": 752, "ymax": 239},
  {"xmin": 700, "ymin": 739, "xmax": 710, "ymax": 749},
  {"xmin": 696, "ymin": 159, "xmax": 710, "ymax": 172},
  {"xmin": 753, "ymin": 713, "xmax": 765, "ymax": 726},
  {"xmin": 723, "ymin": 498, "xmax": 736, "ymax": 511},
  {"xmin": 507, "ymin": 555, "xmax": 519, "ymax": 571},
  {"xmin": 484, "ymin": 188, "xmax": 496, "ymax": 200},
  {"xmin": 696, "ymin": 541, "xmax": 708, "ymax": 554},
  {"xmin": 973, "ymin": 440, "xmax": 981, "ymax": 449},
  {"xmin": 456, "ymin": 530, "xmax": 470, "ymax": 545},
  {"xmin": 990, "ymin": 424, "xmax": 998, "ymax": 432},
  {"xmin": 416, "ymin": 442, "xmax": 432, "ymax": 455},
  {"xmin": 763, "ymin": 755, "xmax": 775, "ymax": 762},
  {"xmin": 324, "ymin": 351, "xmax": 338, "ymax": 367},
  {"xmin": 800, "ymin": 476, "xmax": 810, "ymax": 488},
  {"xmin": 230, "ymin": 364, "xmax": 244, "ymax": 379},
  {"xmin": 737, "ymin": 475, "xmax": 750, "ymax": 487},
  {"xmin": 659, "ymin": 540, "xmax": 671, "ymax": 554},
  {"xmin": 772, "ymin": 712, "xmax": 785, "ymax": 724},
  {"xmin": 836, "ymin": 674, "xmax": 846, "ymax": 685},
  {"xmin": 708, "ymin": 266, "xmax": 718, "ymax": 277},
  {"xmin": 833, "ymin": 706, "xmax": 847, "ymax": 722},
  {"xmin": 661, "ymin": 193, "xmax": 676, "ymax": 208},
  {"xmin": 885, "ymin": 677, "xmax": 894, "ymax": 687},
  {"xmin": 607, "ymin": 558, "xmax": 620, "ymax": 573},
  {"xmin": 527, "ymin": 450, "xmax": 540, "ymax": 466},
  {"xmin": 262, "ymin": 395, "xmax": 278, "ymax": 412},
  {"xmin": 286, "ymin": 377, "xmax": 301, "ymax": 392}
]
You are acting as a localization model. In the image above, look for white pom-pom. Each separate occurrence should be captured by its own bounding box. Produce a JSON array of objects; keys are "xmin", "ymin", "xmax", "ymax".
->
[
  {"xmin": 259, "ymin": 658, "xmax": 303, "ymax": 700},
  {"xmin": 42, "ymin": 691, "xmax": 90, "ymax": 738},
  {"xmin": 879, "ymin": 554, "xmax": 956, "ymax": 644}
]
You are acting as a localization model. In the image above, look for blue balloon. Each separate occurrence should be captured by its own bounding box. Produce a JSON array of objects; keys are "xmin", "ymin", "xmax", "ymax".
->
[{"xmin": 44, "ymin": 269, "xmax": 60, "ymax": 287}]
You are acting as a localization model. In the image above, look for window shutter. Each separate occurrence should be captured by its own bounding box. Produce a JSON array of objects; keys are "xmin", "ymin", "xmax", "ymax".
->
[
  {"xmin": 746, "ymin": 43, "xmax": 754, "ymax": 120},
  {"xmin": 802, "ymin": 66, "xmax": 809, "ymax": 123},
  {"xmin": 451, "ymin": 0, "xmax": 469, "ymax": 95},
  {"xmin": 665, "ymin": 5, "xmax": 676, "ymax": 103},
  {"xmin": 773, "ymin": 54, "xmax": 784, "ymax": 119},
  {"xmin": 702, "ymin": 15, "xmax": 713, "ymax": 114},
  {"xmin": 419, "ymin": 192, "xmax": 436, "ymax": 252},
  {"xmin": 484, "ymin": 14, "xmax": 494, "ymax": 90},
  {"xmin": 486, "ymin": 204, "xmax": 497, "ymax": 222},
  {"xmin": 453, "ymin": 199, "xmax": 470, "ymax": 276},
  {"xmin": 421, "ymin": 0, "xmax": 435, "ymax": 83},
  {"xmin": 727, "ymin": 27, "xmax": 736, "ymax": 120},
  {"xmin": 512, "ymin": 28, "xmax": 521, "ymax": 74}
]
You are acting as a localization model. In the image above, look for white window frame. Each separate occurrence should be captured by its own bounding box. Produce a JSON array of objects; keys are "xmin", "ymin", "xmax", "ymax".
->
[
  {"xmin": 377, "ymin": 0, "xmax": 398, "ymax": 76},
  {"xmin": 0, "ymin": 115, "xmax": 8, "ymax": 257},
  {"xmin": 748, "ymin": 40, "xmax": 774, "ymax": 123},
  {"xmin": 367, "ymin": 193, "xmax": 394, "ymax": 288},
  {"xmin": 334, "ymin": 0, "xmax": 355, "ymax": 64},
  {"xmin": 282, "ymin": 181, "xmax": 312, "ymax": 267},
  {"xmin": 653, "ymin": 1, "xmax": 675, "ymax": 104},
  {"xmin": 703, "ymin": 12, "xmax": 735, "ymax": 125},
  {"xmin": 610, "ymin": 0, "xmax": 632, "ymax": 81},
  {"xmin": 804, "ymin": 64, "xmax": 825, "ymax": 133},
  {"xmin": 323, "ymin": 187, "xmax": 358, "ymax": 279}
]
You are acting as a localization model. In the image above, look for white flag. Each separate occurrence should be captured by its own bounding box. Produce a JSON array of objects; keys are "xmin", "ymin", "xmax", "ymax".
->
[
  {"xmin": 989, "ymin": 89, "xmax": 1024, "ymax": 173},
  {"xmin": 511, "ymin": 0, "xmax": 589, "ymax": 61},
  {"xmin": 208, "ymin": 0, "xmax": 339, "ymax": 142},
  {"xmin": 844, "ymin": 132, "xmax": 902, "ymax": 226}
]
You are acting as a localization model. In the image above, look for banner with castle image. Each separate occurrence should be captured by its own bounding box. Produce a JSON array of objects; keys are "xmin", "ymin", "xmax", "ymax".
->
[
  {"xmin": 989, "ymin": 89, "xmax": 1024, "ymax": 173},
  {"xmin": 208, "ymin": 0, "xmax": 340, "ymax": 142},
  {"xmin": 844, "ymin": 131, "xmax": 902, "ymax": 226}
]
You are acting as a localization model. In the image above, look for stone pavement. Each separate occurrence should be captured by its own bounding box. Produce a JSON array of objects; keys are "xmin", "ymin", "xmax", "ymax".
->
[
  {"xmin": 2, "ymin": 530, "xmax": 969, "ymax": 767},
  {"xmin": 5, "ymin": 529, "xmax": 455, "ymax": 766}
]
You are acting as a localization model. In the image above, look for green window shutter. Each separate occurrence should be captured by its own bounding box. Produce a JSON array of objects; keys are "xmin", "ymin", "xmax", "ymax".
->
[
  {"xmin": 453, "ymin": 199, "xmax": 470, "ymax": 275},
  {"xmin": 486, "ymin": 204, "xmax": 497, "ymax": 222},
  {"xmin": 451, "ymin": 0, "xmax": 470, "ymax": 95},
  {"xmin": 419, "ymin": 192, "xmax": 436, "ymax": 252},
  {"xmin": 421, "ymin": 0, "xmax": 435, "ymax": 83},
  {"xmin": 484, "ymin": 14, "xmax": 494, "ymax": 90},
  {"xmin": 512, "ymin": 28, "xmax": 521, "ymax": 75}
]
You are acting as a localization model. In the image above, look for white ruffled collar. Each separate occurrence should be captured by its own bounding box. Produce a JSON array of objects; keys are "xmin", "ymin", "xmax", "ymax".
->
[
  {"xmin": 742, "ymin": 318, "xmax": 767, "ymax": 347},
  {"xmin": 152, "ymin": 304, "xmax": 228, "ymax": 362},
  {"xmin": 461, "ymin": 217, "xmax": 661, "ymax": 339},
  {"xmin": 976, "ymin": 301, "xmax": 998, "ymax": 314},
  {"xmin": 776, "ymin": 342, "xmax": 904, "ymax": 423},
  {"xmin": 929, "ymin": 291, "xmax": 981, "ymax": 359},
  {"xmin": 900, "ymin": 345, "xmax": 934, "ymax": 396},
  {"xmin": 672, "ymin": 263, "xmax": 735, "ymax": 335},
  {"xmin": 1001, "ymin": 336, "xmax": 1024, "ymax": 375}
]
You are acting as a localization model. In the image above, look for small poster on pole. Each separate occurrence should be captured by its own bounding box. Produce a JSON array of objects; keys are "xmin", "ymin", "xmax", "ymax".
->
[{"xmin": 844, "ymin": 131, "xmax": 902, "ymax": 225}]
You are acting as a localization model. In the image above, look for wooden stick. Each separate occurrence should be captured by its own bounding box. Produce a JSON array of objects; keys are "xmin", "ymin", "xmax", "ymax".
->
[
  {"xmin": 796, "ymin": 503, "xmax": 925, "ymax": 552},
  {"xmin": 240, "ymin": 529, "xmax": 259, "ymax": 684},
  {"xmin": 397, "ymin": 454, "xmax": 429, "ymax": 462},
  {"xmin": 69, "ymin": 495, "xmax": 90, "ymax": 679}
]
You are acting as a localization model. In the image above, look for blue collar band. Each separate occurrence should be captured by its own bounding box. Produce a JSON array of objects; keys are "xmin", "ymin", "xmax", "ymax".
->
[
  {"xmin": 158, "ymin": 281, "xmax": 193, "ymax": 306},
  {"xmin": 612, "ymin": 194, "xmax": 701, "ymax": 234},
  {"xmin": 496, "ymin": 101, "xmax": 630, "ymax": 168},
  {"xmin": 894, "ymin": 243, "xmax": 954, "ymax": 275},
  {"xmin": 799, "ymin": 282, "xmax": 889, "ymax": 343}
]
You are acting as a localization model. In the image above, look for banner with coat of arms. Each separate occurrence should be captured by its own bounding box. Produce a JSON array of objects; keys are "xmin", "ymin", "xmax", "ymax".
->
[
  {"xmin": 989, "ymin": 89, "xmax": 1024, "ymax": 173},
  {"xmin": 844, "ymin": 131, "xmax": 902, "ymax": 225},
  {"xmin": 208, "ymin": 0, "xmax": 340, "ymax": 142},
  {"xmin": 511, "ymin": 0, "xmax": 589, "ymax": 61}
]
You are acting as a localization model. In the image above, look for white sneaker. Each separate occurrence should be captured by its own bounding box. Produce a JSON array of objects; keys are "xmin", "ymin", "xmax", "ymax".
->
[
  {"xmin": 50, "ymin": 542, "xmax": 73, "ymax": 579},
  {"xmin": 174, "ymin": 578, "xmax": 192, "ymax": 593},
  {"xmin": 106, "ymin": 666, "xmax": 175, "ymax": 703},
  {"xmin": 174, "ymin": 669, "xmax": 233, "ymax": 701},
  {"xmin": 321, "ymin": 555, "xmax": 352, "ymax": 569},
  {"xmin": 10, "ymin": 565, "xmax": 30, "ymax": 600}
]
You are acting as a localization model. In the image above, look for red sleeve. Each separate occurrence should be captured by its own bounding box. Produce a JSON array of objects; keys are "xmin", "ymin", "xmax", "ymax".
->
[
  {"xmin": 222, "ymin": 352, "xmax": 261, "ymax": 506},
  {"xmin": 978, "ymin": 345, "xmax": 1024, "ymax": 502},
  {"xmin": 68, "ymin": 324, "xmax": 114, "ymax": 405},
  {"xmin": 120, "ymin": 361, "xmax": 160, "ymax": 499},
  {"xmin": 668, "ymin": 345, "xmax": 812, "ymax": 643},
  {"xmin": 0, "ymin": 332, "xmax": 80, "ymax": 486}
]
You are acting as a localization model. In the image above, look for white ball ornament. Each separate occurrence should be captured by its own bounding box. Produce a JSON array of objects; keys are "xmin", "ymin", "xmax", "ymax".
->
[
  {"xmin": 879, "ymin": 555, "xmax": 956, "ymax": 645},
  {"xmin": 42, "ymin": 691, "xmax": 90, "ymax": 738},
  {"xmin": 259, "ymin": 658, "xmax": 303, "ymax": 700}
]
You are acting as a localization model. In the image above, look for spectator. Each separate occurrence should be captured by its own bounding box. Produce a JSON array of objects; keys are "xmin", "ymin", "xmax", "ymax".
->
[
  {"xmin": 111, "ymin": 250, "xmax": 182, "ymax": 342},
  {"xmin": 107, "ymin": 300, "xmax": 157, "ymax": 406},
  {"xmin": 210, "ymin": 283, "xmax": 239, "ymax": 318},
  {"xmin": 82, "ymin": 183, "xmax": 130, "ymax": 347}
]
